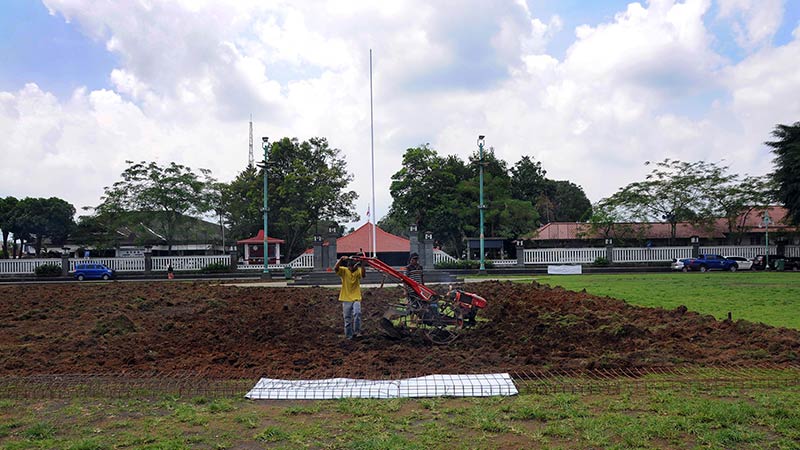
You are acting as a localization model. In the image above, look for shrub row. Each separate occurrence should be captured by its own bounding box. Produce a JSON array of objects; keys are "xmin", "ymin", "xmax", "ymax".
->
[
  {"xmin": 35, "ymin": 263, "xmax": 62, "ymax": 277},
  {"xmin": 434, "ymin": 260, "xmax": 495, "ymax": 270}
]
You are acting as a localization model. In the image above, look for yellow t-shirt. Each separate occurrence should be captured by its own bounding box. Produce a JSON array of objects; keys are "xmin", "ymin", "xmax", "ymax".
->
[{"xmin": 337, "ymin": 266, "xmax": 363, "ymax": 301}]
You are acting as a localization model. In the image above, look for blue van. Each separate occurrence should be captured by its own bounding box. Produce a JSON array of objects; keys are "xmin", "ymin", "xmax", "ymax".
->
[{"xmin": 72, "ymin": 263, "xmax": 116, "ymax": 281}]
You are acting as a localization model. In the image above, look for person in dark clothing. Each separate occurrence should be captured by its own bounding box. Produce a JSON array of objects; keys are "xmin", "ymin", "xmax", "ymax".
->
[
  {"xmin": 405, "ymin": 252, "xmax": 438, "ymax": 321},
  {"xmin": 405, "ymin": 253, "xmax": 424, "ymax": 285}
]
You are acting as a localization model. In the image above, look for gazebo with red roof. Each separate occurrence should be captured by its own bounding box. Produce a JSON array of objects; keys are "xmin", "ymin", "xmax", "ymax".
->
[{"xmin": 237, "ymin": 230, "xmax": 285, "ymax": 264}]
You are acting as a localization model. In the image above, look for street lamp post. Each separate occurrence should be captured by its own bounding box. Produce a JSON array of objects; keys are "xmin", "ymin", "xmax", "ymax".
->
[
  {"xmin": 477, "ymin": 135, "xmax": 486, "ymax": 273},
  {"xmin": 258, "ymin": 137, "xmax": 271, "ymax": 279},
  {"xmin": 762, "ymin": 211, "xmax": 772, "ymax": 269}
]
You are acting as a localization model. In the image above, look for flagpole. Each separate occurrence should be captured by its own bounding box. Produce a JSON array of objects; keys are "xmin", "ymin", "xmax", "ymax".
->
[
  {"xmin": 369, "ymin": 49, "xmax": 377, "ymax": 257},
  {"xmin": 367, "ymin": 206, "xmax": 372, "ymax": 256}
]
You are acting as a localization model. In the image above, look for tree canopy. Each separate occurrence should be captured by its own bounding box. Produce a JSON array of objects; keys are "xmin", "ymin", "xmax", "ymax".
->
[
  {"xmin": 0, "ymin": 196, "xmax": 19, "ymax": 258},
  {"xmin": 380, "ymin": 145, "xmax": 588, "ymax": 255},
  {"xmin": 767, "ymin": 121, "xmax": 800, "ymax": 225},
  {"xmin": 510, "ymin": 156, "xmax": 592, "ymax": 223},
  {"xmin": 221, "ymin": 137, "xmax": 358, "ymax": 260},
  {"xmin": 94, "ymin": 160, "xmax": 216, "ymax": 253},
  {"xmin": 599, "ymin": 159, "xmax": 773, "ymax": 243},
  {"xmin": 14, "ymin": 197, "xmax": 76, "ymax": 256}
]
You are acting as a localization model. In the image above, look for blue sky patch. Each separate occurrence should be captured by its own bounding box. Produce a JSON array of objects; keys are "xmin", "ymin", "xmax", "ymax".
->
[{"xmin": 0, "ymin": 0, "xmax": 116, "ymax": 97}]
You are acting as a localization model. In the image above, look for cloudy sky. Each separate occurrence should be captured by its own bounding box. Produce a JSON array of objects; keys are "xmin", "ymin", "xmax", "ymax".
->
[{"xmin": 2, "ymin": 0, "xmax": 799, "ymax": 229}]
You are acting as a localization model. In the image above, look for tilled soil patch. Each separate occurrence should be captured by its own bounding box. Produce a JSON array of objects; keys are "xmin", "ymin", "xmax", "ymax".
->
[{"xmin": 0, "ymin": 280, "xmax": 797, "ymax": 378}]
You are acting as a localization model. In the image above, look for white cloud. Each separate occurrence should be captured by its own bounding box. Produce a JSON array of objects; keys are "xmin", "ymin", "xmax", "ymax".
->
[
  {"xmin": 717, "ymin": 0, "xmax": 784, "ymax": 49},
  {"xmin": 2, "ymin": 0, "xmax": 798, "ymax": 231}
]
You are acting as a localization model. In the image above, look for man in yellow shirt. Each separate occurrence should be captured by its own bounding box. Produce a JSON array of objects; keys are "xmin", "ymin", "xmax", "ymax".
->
[{"xmin": 334, "ymin": 254, "xmax": 366, "ymax": 339}]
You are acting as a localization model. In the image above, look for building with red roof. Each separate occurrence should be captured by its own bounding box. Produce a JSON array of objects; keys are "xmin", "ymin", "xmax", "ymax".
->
[
  {"xmin": 336, "ymin": 223, "xmax": 410, "ymax": 253},
  {"xmin": 307, "ymin": 223, "xmax": 413, "ymax": 266},
  {"xmin": 526, "ymin": 206, "xmax": 798, "ymax": 247}
]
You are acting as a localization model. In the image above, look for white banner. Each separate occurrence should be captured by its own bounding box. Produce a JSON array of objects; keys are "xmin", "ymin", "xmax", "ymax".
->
[{"xmin": 547, "ymin": 265, "xmax": 582, "ymax": 275}]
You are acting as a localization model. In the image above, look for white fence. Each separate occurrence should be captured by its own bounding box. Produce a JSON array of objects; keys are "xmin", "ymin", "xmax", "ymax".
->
[
  {"xmin": 0, "ymin": 258, "xmax": 60, "ymax": 275},
  {"xmin": 613, "ymin": 247, "xmax": 692, "ymax": 263},
  {"xmin": 153, "ymin": 255, "xmax": 230, "ymax": 271},
  {"xmin": 68, "ymin": 258, "xmax": 146, "ymax": 272},
  {"xmin": 488, "ymin": 259, "xmax": 519, "ymax": 266},
  {"xmin": 524, "ymin": 247, "xmax": 606, "ymax": 264},
  {"xmin": 699, "ymin": 245, "xmax": 778, "ymax": 259},
  {"xmin": 289, "ymin": 253, "xmax": 314, "ymax": 268},
  {"xmin": 0, "ymin": 252, "xmax": 316, "ymax": 275},
  {"xmin": 2, "ymin": 245, "xmax": 800, "ymax": 275},
  {"xmin": 433, "ymin": 249, "xmax": 457, "ymax": 265},
  {"xmin": 237, "ymin": 252, "xmax": 314, "ymax": 271}
]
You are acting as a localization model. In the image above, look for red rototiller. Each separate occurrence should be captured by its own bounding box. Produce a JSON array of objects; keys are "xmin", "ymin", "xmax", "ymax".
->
[{"xmin": 349, "ymin": 255, "xmax": 488, "ymax": 344}]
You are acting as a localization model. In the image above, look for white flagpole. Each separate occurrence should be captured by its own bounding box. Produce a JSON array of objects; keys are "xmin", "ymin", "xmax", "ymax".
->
[{"xmin": 370, "ymin": 49, "xmax": 377, "ymax": 257}]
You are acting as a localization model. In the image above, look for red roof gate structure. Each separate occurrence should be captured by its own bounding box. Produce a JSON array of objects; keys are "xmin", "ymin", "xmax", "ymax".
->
[{"xmin": 311, "ymin": 223, "xmax": 416, "ymax": 270}]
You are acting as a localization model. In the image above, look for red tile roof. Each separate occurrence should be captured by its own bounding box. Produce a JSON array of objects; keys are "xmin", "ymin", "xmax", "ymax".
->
[
  {"xmin": 529, "ymin": 206, "xmax": 795, "ymax": 241},
  {"xmin": 236, "ymin": 230, "xmax": 285, "ymax": 245},
  {"xmin": 337, "ymin": 223, "xmax": 410, "ymax": 253},
  {"xmin": 303, "ymin": 223, "xmax": 410, "ymax": 254}
]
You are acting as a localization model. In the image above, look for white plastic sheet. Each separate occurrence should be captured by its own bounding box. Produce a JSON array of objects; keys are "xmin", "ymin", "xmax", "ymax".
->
[
  {"xmin": 245, "ymin": 373, "xmax": 518, "ymax": 400},
  {"xmin": 547, "ymin": 265, "xmax": 582, "ymax": 275}
]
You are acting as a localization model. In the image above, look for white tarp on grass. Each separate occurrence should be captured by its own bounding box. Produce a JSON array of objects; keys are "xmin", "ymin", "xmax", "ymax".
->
[{"xmin": 245, "ymin": 373, "xmax": 518, "ymax": 400}]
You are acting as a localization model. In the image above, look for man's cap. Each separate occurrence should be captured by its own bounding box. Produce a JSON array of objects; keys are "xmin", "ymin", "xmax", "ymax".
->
[{"xmin": 410, "ymin": 252, "xmax": 419, "ymax": 258}]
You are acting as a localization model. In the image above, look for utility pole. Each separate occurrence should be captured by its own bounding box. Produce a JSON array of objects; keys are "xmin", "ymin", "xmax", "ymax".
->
[
  {"xmin": 478, "ymin": 135, "xmax": 486, "ymax": 273},
  {"xmin": 258, "ymin": 137, "xmax": 271, "ymax": 279}
]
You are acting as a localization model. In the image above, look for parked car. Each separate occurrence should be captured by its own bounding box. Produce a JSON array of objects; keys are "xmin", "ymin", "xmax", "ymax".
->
[
  {"xmin": 752, "ymin": 254, "xmax": 800, "ymax": 271},
  {"xmin": 670, "ymin": 259, "xmax": 685, "ymax": 271},
  {"xmin": 71, "ymin": 263, "xmax": 116, "ymax": 281},
  {"xmin": 724, "ymin": 256, "xmax": 753, "ymax": 271},
  {"xmin": 677, "ymin": 254, "xmax": 739, "ymax": 272}
]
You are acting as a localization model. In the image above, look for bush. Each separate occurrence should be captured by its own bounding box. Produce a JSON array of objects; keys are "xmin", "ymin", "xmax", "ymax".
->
[
  {"xmin": 434, "ymin": 260, "xmax": 495, "ymax": 270},
  {"xmin": 35, "ymin": 263, "xmax": 63, "ymax": 277},
  {"xmin": 200, "ymin": 262, "xmax": 231, "ymax": 273},
  {"xmin": 593, "ymin": 256, "xmax": 610, "ymax": 266}
]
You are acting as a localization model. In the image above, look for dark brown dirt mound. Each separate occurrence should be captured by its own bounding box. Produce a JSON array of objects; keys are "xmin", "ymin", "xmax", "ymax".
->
[{"xmin": 0, "ymin": 280, "xmax": 797, "ymax": 378}]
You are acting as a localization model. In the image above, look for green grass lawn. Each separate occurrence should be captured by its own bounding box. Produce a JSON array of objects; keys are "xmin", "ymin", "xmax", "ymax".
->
[
  {"xmin": 1, "ymin": 383, "xmax": 799, "ymax": 449},
  {"xmin": 477, "ymin": 272, "xmax": 800, "ymax": 330},
  {"xmin": 2, "ymin": 275, "xmax": 799, "ymax": 448}
]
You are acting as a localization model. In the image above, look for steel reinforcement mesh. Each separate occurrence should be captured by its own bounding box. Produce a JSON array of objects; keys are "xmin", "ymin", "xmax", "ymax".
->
[{"xmin": 0, "ymin": 364, "xmax": 798, "ymax": 399}]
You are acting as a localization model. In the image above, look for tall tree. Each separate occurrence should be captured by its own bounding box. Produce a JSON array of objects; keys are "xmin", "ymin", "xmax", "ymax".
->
[
  {"xmin": 221, "ymin": 137, "xmax": 358, "ymax": 260},
  {"xmin": 601, "ymin": 159, "xmax": 721, "ymax": 242},
  {"xmin": 15, "ymin": 197, "xmax": 76, "ymax": 256},
  {"xmin": 385, "ymin": 146, "xmax": 472, "ymax": 253},
  {"xmin": 707, "ymin": 174, "xmax": 774, "ymax": 244},
  {"xmin": 267, "ymin": 137, "xmax": 358, "ymax": 259},
  {"xmin": 94, "ymin": 161, "xmax": 216, "ymax": 254},
  {"xmin": 385, "ymin": 146, "xmax": 538, "ymax": 255},
  {"xmin": 510, "ymin": 155, "xmax": 591, "ymax": 223},
  {"xmin": 766, "ymin": 121, "xmax": 800, "ymax": 225},
  {"xmin": 459, "ymin": 148, "xmax": 537, "ymax": 239},
  {"xmin": 543, "ymin": 180, "xmax": 593, "ymax": 222},
  {"xmin": 581, "ymin": 200, "xmax": 649, "ymax": 244},
  {"xmin": 220, "ymin": 165, "xmax": 262, "ymax": 241},
  {"xmin": 0, "ymin": 196, "xmax": 19, "ymax": 258},
  {"xmin": 72, "ymin": 214, "xmax": 120, "ymax": 250},
  {"xmin": 510, "ymin": 156, "xmax": 548, "ymax": 203}
]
